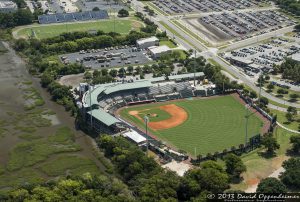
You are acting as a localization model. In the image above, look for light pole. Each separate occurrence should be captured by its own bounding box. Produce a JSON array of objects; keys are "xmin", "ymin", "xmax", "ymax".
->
[
  {"xmin": 144, "ymin": 115, "xmax": 149, "ymax": 154},
  {"xmin": 89, "ymin": 85, "xmax": 93, "ymax": 129},
  {"xmin": 194, "ymin": 49, "xmax": 196, "ymax": 86},
  {"xmin": 245, "ymin": 104, "xmax": 250, "ymax": 147}
]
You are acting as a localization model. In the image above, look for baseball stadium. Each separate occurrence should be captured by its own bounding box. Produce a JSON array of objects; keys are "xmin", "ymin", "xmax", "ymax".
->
[{"xmin": 78, "ymin": 72, "xmax": 270, "ymax": 158}]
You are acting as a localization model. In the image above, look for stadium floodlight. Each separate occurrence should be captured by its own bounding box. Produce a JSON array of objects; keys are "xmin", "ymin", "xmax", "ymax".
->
[
  {"xmin": 245, "ymin": 104, "xmax": 256, "ymax": 147},
  {"xmin": 89, "ymin": 85, "xmax": 93, "ymax": 129},
  {"xmin": 144, "ymin": 115, "xmax": 149, "ymax": 154}
]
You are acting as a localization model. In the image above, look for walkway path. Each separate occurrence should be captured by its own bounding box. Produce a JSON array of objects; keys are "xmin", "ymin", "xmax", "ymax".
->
[{"xmin": 245, "ymin": 167, "xmax": 285, "ymax": 193}]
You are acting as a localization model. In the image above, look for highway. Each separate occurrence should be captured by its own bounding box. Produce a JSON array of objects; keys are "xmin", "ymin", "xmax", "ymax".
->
[{"xmin": 130, "ymin": 0, "xmax": 300, "ymax": 108}]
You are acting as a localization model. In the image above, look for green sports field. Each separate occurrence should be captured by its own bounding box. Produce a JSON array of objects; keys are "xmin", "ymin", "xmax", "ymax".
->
[
  {"xmin": 15, "ymin": 19, "xmax": 143, "ymax": 39},
  {"xmin": 119, "ymin": 95, "xmax": 265, "ymax": 156}
]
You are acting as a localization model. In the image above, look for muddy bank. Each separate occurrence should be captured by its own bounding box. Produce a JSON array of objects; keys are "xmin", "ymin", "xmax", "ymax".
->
[{"xmin": 0, "ymin": 41, "xmax": 108, "ymax": 189}]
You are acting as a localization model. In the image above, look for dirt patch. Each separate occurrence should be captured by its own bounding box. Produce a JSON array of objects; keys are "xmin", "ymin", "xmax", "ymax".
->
[
  {"xmin": 148, "ymin": 104, "xmax": 188, "ymax": 130},
  {"xmin": 247, "ymin": 178, "xmax": 260, "ymax": 186}
]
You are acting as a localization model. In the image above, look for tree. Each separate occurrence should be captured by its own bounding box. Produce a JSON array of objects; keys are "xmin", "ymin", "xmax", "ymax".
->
[
  {"xmin": 224, "ymin": 153, "xmax": 246, "ymax": 179},
  {"xmin": 289, "ymin": 93, "xmax": 299, "ymax": 102},
  {"xmin": 184, "ymin": 165, "xmax": 229, "ymax": 193},
  {"xmin": 267, "ymin": 83, "xmax": 274, "ymax": 91},
  {"xmin": 290, "ymin": 135, "xmax": 300, "ymax": 153},
  {"xmin": 285, "ymin": 112, "xmax": 294, "ymax": 122},
  {"xmin": 249, "ymin": 91, "xmax": 257, "ymax": 99},
  {"xmin": 118, "ymin": 9, "xmax": 129, "ymax": 17},
  {"xmin": 287, "ymin": 106, "xmax": 297, "ymax": 115},
  {"xmin": 127, "ymin": 66, "xmax": 133, "ymax": 74},
  {"xmin": 92, "ymin": 7, "xmax": 100, "ymax": 11},
  {"xmin": 109, "ymin": 69, "xmax": 117, "ymax": 77},
  {"xmin": 256, "ymin": 178, "xmax": 287, "ymax": 193},
  {"xmin": 280, "ymin": 158, "xmax": 300, "ymax": 189},
  {"xmin": 261, "ymin": 134, "xmax": 280, "ymax": 154}
]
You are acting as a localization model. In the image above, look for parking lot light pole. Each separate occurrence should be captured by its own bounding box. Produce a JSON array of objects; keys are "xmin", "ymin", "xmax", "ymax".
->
[
  {"xmin": 194, "ymin": 49, "xmax": 196, "ymax": 86},
  {"xmin": 144, "ymin": 115, "xmax": 149, "ymax": 154}
]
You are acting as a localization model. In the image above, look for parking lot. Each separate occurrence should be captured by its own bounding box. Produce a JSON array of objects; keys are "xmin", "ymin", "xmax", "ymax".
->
[
  {"xmin": 223, "ymin": 33, "xmax": 300, "ymax": 75},
  {"xmin": 152, "ymin": 0, "xmax": 259, "ymax": 14},
  {"xmin": 76, "ymin": 0, "xmax": 127, "ymax": 12},
  {"xmin": 60, "ymin": 46, "xmax": 152, "ymax": 69},
  {"xmin": 181, "ymin": 10, "xmax": 296, "ymax": 44}
]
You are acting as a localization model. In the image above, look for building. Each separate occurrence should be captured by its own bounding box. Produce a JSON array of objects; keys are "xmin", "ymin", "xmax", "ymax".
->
[
  {"xmin": 136, "ymin": 36, "xmax": 159, "ymax": 49},
  {"xmin": 0, "ymin": 1, "xmax": 17, "ymax": 13},
  {"xmin": 122, "ymin": 130, "xmax": 147, "ymax": 146},
  {"xmin": 291, "ymin": 53, "xmax": 300, "ymax": 63},
  {"xmin": 148, "ymin": 45, "xmax": 171, "ymax": 59}
]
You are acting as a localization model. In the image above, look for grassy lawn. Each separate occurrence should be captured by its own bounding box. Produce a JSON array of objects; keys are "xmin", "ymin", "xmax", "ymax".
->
[
  {"xmin": 263, "ymin": 83, "xmax": 300, "ymax": 103},
  {"xmin": 120, "ymin": 95, "xmax": 263, "ymax": 156},
  {"xmin": 231, "ymin": 127, "xmax": 293, "ymax": 191},
  {"xmin": 15, "ymin": 19, "xmax": 143, "ymax": 39},
  {"xmin": 270, "ymin": 108, "xmax": 300, "ymax": 131},
  {"xmin": 158, "ymin": 21, "xmax": 198, "ymax": 50},
  {"xmin": 137, "ymin": 108, "xmax": 172, "ymax": 122},
  {"xmin": 159, "ymin": 40, "xmax": 177, "ymax": 48},
  {"xmin": 172, "ymin": 20, "xmax": 210, "ymax": 46}
]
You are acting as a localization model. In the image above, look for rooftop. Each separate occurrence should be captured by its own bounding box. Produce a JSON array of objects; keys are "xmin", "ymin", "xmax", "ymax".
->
[
  {"xmin": 291, "ymin": 53, "xmax": 300, "ymax": 62},
  {"xmin": 136, "ymin": 36, "xmax": 159, "ymax": 45},
  {"xmin": 123, "ymin": 130, "xmax": 146, "ymax": 144},
  {"xmin": 87, "ymin": 108, "xmax": 120, "ymax": 126},
  {"xmin": 0, "ymin": 1, "xmax": 17, "ymax": 9},
  {"xmin": 148, "ymin": 45, "xmax": 171, "ymax": 54}
]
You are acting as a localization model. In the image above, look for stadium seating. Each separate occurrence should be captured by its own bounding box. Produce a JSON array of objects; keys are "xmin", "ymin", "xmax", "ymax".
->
[
  {"xmin": 38, "ymin": 11, "xmax": 109, "ymax": 24},
  {"xmin": 148, "ymin": 86, "xmax": 160, "ymax": 95}
]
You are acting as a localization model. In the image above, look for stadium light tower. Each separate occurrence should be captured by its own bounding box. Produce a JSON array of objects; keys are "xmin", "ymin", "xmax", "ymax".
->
[
  {"xmin": 89, "ymin": 85, "xmax": 93, "ymax": 129},
  {"xmin": 245, "ymin": 104, "xmax": 256, "ymax": 147},
  {"xmin": 144, "ymin": 115, "xmax": 149, "ymax": 154}
]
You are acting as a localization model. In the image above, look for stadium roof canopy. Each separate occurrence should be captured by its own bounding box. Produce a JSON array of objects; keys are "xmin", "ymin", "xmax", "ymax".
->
[
  {"xmin": 82, "ymin": 73, "xmax": 205, "ymax": 107},
  {"xmin": 169, "ymin": 72, "xmax": 204, "ymax": 80},
  {"xmin": 123, "ymin": 130, "xmax": 146, "ymax": 144},
  {"xmin": 104, "ymin": 80, "xmax": 153, "ymax": 94},
  {"xmin": 87, "ymin": 109, "xmax": 120, "ymax": 126}
]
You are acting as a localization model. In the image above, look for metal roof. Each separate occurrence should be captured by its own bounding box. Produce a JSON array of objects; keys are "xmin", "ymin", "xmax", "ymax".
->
[
  {"xmin": 123, "ymin": 130, "xmax": 146, "ymax": 143},
  {"xmin": 104, "ymin": 80, "xmax": 153, "ymax": 94},
  {"xmin": 169, "ymin": 72, "xmax": 204, "ymax": 80},
  {"xmin": 88, "ymin": 109, "xmax": 120, "ymax": 126}
]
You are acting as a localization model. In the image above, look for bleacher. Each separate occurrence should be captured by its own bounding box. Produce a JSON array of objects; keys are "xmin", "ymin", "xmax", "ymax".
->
[
  {"xmin": 148, "ymin": 86, "xmax": 160, "ymax": 95},
  {"xmin": 38, "ymin": 10, "xmax": 109, "ymax": 24},
  {"xmin": 168, "ymin": 93, "xmax": 180, "ymax": 100},
  {"xmin": 180, "ymin": 88, "xmax": 194, "ymax": 98},
  {"xmin": 155, "ymin": 95, "xmax": 169, "ymax": 102},
  {"xmin": 159, "ymin": 84, "xmax": 173, "ymax": 94}
]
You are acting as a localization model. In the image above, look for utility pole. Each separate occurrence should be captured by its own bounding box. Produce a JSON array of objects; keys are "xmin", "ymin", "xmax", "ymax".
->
[
  {"xmin": 258, "ymin": 72, "xmax": 263, "ymax": 103},
  {"xmin": 89, "ymin": 85, "xmax": 93, "ymax": 129},
  {"xmin": 144, "ymin": 115, "xmax": 149, "ymax": 155},
  {"xmin": 194, "ymin": 49, "xmax": 196, "ymax": 86}
]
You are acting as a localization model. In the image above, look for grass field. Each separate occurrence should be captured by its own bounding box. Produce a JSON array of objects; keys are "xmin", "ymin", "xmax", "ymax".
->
[
  {"xmin": 119, "ymin": 95, "xmax": 264, "ymax": 156},
  {"xmin": 15, "ymin": 19, "xmax": 143, "ymax": 39}
]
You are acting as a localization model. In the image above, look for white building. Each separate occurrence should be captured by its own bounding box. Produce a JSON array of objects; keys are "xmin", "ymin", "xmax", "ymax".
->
[
  {"xmin": 122, "ymin": 130, "xmax": 147, "ymax": 146},
  {"xmin": 148, "ymin": 45, "xmax": 171, "ymax": 59},
  {"xmin": 291, "ymin": 53, "xmax": 300, "ymax": 63},
  {"xmin": 136, "ymin": 36, "xmax": 159, "ymax": 49},
  {"xmin": 0, "ymin": 1, "xmax": 17, "ymax": 13}
]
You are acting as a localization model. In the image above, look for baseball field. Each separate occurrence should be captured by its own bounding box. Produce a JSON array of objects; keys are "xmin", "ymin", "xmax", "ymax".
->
[
  {"xmin": 119, "ymin": 95, "xmax": 267, "ymax": 156},
  {"xmin": 14, "ymin": 19, "xmax": 143, "ymax": 39}
]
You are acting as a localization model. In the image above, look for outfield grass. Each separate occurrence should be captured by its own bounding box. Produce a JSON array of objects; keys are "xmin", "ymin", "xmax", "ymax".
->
[
  {"xmin": 120, "ymin": 95, "xmax": 264, "ymax": 156},
  {"xmin": 15, "ymin": 19, "xmax": 143, "ymax": 39}
]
